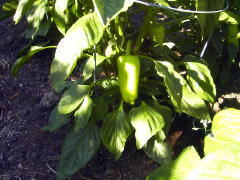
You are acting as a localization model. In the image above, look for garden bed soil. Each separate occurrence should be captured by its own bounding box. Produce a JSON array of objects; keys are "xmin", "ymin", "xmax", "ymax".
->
[{"xmin": 1, "ymin": 3, "xmax": 240, "ymax": 180}]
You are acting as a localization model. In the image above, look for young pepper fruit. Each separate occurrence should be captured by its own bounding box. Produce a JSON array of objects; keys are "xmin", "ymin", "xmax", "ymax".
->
[{"xmin": 117, "ymin": 55, "xmax": 140, "ymax": 105}]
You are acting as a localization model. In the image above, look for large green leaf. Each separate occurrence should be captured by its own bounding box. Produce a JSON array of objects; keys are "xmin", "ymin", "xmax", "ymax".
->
[
  {"xmin": 43, "ymin": 106, "xmax": 70, "ymax": 132},
  {"xmin": 146, "ymin": 146, "xmax": 201, "ymax": 180},
  {"xmin": 82, "ymin": 54, "xmax": 106, "ymax": 82},
  {"xmin": 56, "ymin": 124, "xmax": 101, "ymax": 180},
  {"xmin": 11, "ymin": 45, "xmax": 56, "ymax": 76},
  {"xmin": 101, "ymin": 104, "xmax": 133, "ymax": 159},
  {"xmin": 13, "ymin": 0, "xmax": 34, "ymax": 24},
  {"xmin": 92, "ymin": 0, "xmax": 134, "ymax": 25},
  {"xmin": 185, "ymin": 60, "xmax": 216, "ymax": 103},
  {"xmin": 156, "ymin": 61, "xmax": 210, "ymax": 120},
  {"xmin": 187, "ymin": 144, "xmax": 240, "ymax": 180},
  {"xmin": 143, "ymin": 132, "xmax": 171, "ymax": 164},
  {"xmin": 129, "ymin": 102, "xmax": 165, "ymax": 149},
  {"xmin": 204, "ymin": 109, "xmax": 240, "ymax": 155},
  {"xmin": 58, "ymin": 85, "xmax": 90, "ymax": 114},
  {"xmin": 74, "ymin": 95, "xmax": 93, "ymax": 131},
  {"xmin": 50, "ymin": 12, "xmax": 105, "ymax": 92}
]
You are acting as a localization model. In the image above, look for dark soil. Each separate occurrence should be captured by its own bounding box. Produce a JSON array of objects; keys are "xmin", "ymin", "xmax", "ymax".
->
[{"xmin": 1, "ymin": 3, "xmax": 240, "ymax": 180}]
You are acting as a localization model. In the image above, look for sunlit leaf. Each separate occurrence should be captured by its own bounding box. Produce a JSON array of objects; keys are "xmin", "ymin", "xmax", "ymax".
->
[
  {"xmin": 11, "ymin": 45, "xmax": 56, "ymax": 76},
  {"xmin": 74, "ymin": 95, "xmax": 93, "ymax": 131},
  {"xmin": 53, "ymin": 0, "xmax": 70, "ymax": 34},
  {"xmin": 219, "ymin": 11, "xmax": 239, "ymax": 25},
  {"xmin": 101, "ymin": 104, "xmax": 133, "ymax": 159},
  {"xmin": 129, "ymin": 102, "xmax": 165, "ymax": 149},
  {"xmin": 14, "ymin": 0, "xmax": 34, "ymax": 24},
  {"xmin": 50, "ymin": 12, "xmax": 105, "ymax": 92},
  {"xmin": 0, "ymin": 0, "xmax": 17, "ymax": 20},
  {"xmin": 204, "ymin": 109, "xmax": 240, "ymax": 155},
  {"xmin": 56, "ymin": 124, "xmax": 101, "ymax": 180},
  {"xmin": 43, "ymin": 106, "xmax": 70, "ymax": 132},
  {"xmin": 185, "ymin": 59, "xmax": 216, "ymax": 103},
  {"xmin": 156, "ymin": 61, "xmax": 210, "ymax": 120},
  {"xmin": 25, "ymin": 0, "xmax": 47, "ymax": 38},
  {"xmin": 58, "ymin": 85, "xmax": 90, "ymax": 114},
  {"xmin": 187, "ymin": 144, "xmax": 240, "ymax": 180},
  {"xmin": 146, "ymin": 146, "xmax": 200, "ymax": 180},
  {"xmin": 92, "ymin": 0, "xmax": 134, "ymax": 25}
]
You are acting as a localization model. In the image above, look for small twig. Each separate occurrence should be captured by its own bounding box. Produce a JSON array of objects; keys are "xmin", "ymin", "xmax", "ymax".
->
[{"xmin": 46, "ymin": 163, "xmax": 57, "ymax": 174}]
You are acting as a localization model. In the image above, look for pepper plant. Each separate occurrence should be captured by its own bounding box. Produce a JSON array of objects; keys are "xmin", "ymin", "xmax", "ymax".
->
[{"xmin": 1, "ymin": 0, "xmax": 239, "ymax": 179}]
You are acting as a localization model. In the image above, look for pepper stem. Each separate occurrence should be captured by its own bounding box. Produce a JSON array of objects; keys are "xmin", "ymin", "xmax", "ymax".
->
[{"xmin": 126, "ymin": 40, "xmax": 132, "ymax": 55}]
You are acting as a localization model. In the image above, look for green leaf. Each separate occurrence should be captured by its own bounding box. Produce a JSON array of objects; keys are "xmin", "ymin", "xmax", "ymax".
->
[
  {"xmin": 196, "ymin": 0, "xmax": 225, "ymax": 39},
  {"xmin": 146, "ymin": 146, "xmax": 201, "ymax": 180},
  {"xmin": 156, "ymin": 61, "xmax": 210, "ymax": 120},
  {"xmin": 101, "ymin": 104, "xmax": 133, "ymax": 159},
  {"xmin": 11, "ymin": 45, "xmax": 56, "ymax": 76},
  {"xmin": 129, "ymin": 102, "xmax": 165, "ymax": 149},
  {"xmin": 50, "ymin": 12, "xmax": 105, "ymax": 92},
  {"xmin": 150, "ymin": 103, "xmax": 173, "ymax": 134},
  {"xmin": 219, "ymin": 11, "xmax": 239, "ymax": 25},
  {"xmin": 185, "ymin": 60, "xmax": 216, "ymax": 103},
  {"xmin": 74, "ymin": 95, "xmax": 93, "ymax": 131},
  {"xmin": 90, "ymin": 96, "xmax": 109, "ymax": 123},
  {"xmin": 204, "ymin": 109, "xmax": 240, "ymax": 155},
  {"xmin": 43, "ymin": 106, "xmax": 70, "ymax": 132},
  {"xmin": 14, "ymin": 0, "xmax": 34, "ymax": 24},
  {"xmin": 54, "ymin": 0, "xmax": 70, "ymax": 34},
  {"xmin": 143, "ymin": 132, "xmax": 171, "ymax": 164},
  {"xmin": 58, "ymin": 85, "xmax": 90, "ymax": 114},
  {"xmin": 92, "ymin": 0, "xmax": 134, "ymax": 25},
  {"xmin": 25, "ymin": 0, "xmax": 47, "ymax": 38},
  {"xmin": 82, "ymin": 55, "xmax": 106, "ymax": 82},
  {"xmin": 187, "ymin": 144, "xmax": 240, "ymax": 180},
  {"xmin": 0, "ymin": 1, "xmax": 17, "ymax": 20},
  {"xmin": 56, "ymin": 124, "xmax": 101, "ymax": 180},
  {"xmin": 237, "ymin": 32, "xmax": 240, "ymax": 39}
]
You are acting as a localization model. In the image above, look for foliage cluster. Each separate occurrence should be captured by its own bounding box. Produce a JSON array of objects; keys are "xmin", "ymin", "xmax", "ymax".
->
[{"xmin": 1, "ymin": 0, "xmax": 240, "ymax": 179}]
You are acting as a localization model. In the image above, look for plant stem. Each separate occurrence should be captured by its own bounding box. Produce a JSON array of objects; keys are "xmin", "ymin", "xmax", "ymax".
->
[{"xmin": 126, "ymin": 40, "xmax": 132, "ymax": 55}]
